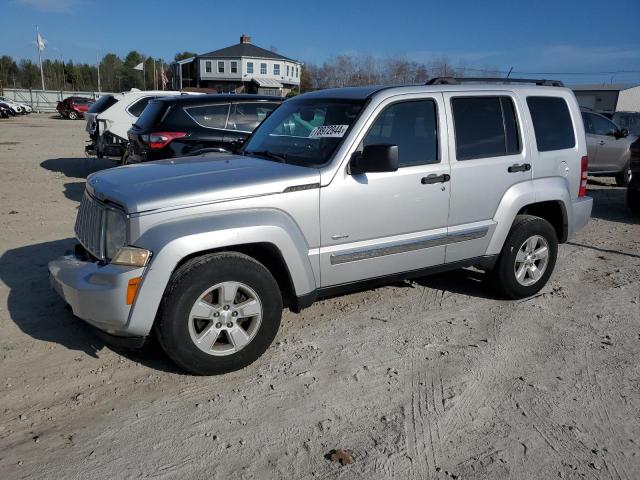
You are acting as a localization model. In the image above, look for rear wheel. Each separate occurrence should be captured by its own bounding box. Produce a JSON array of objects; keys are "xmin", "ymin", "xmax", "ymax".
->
[
  {"xmin": 67, "ymin": 110, "xmax": 78, "ymax": 120},
  {"xmin": 615, "ymin": 164, "xmax": 631, "ymax": 187},
  {"xmin": 491, "ymin": 215, "xmax": 558, "ymax": 299},
  {"xmin": 156, "ymin": 252, "xmax": 283, "ymax": 375}
]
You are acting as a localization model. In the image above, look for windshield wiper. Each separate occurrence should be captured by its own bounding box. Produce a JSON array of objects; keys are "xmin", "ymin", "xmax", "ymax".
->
[{"xmin": 244, "ymin": 150, "xmax": 287, "ymax": 163}]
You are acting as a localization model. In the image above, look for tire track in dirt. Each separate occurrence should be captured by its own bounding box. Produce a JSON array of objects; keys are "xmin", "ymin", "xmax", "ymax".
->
[{"xmin": 402, "ymin": 349, "xmax": 444, "ymax": 479}]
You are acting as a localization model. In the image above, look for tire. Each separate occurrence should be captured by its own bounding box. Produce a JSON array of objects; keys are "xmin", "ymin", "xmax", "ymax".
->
[
  {"xmin": 628, "ymin": 181, "xmax": 640, "ymax": 215},
  {"xmin": 615, "ymin": 164, "xmax": 631, "ymax": 187},
  {"xmin": 68, "ymin": 111, "xmax": 78, "ymax": 120},
  {"xmin": 491, "ymin": 215, "xmax": 558, "ymax": 299},
  {"xmin": 156, "ymin": 252, "xmax": 283, "ymax": 375}
]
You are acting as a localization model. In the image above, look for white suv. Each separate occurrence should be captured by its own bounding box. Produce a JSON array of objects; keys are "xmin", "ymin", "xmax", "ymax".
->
[{"xmin": 50, "ymin": 77, "xmax": 593, "ymax": 374}]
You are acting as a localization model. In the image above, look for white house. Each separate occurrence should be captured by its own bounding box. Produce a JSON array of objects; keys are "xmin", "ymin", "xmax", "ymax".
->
[{"xmin": 173, "ymin": 35, "xmax": 302, "ymax": 96}]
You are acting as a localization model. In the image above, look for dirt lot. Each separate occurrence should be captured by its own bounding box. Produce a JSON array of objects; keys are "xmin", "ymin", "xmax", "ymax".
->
[{"xmin": 0, "ymin": 114, "xmax": 639, "ymax": 480}]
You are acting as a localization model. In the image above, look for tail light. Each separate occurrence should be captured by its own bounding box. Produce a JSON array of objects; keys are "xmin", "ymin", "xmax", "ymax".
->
[
  {"xmin": 579, "ymin": 155, "xmax": 588, "ymax": 197},
  {"xmin": 141, "ymin": 131, "xmax": 188, "ymax": 149}
]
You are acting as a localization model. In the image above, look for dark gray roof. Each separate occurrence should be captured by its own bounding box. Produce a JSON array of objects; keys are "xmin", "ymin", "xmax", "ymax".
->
[{"xmin": 199, "ymin": 42, "xmax": 298, "ymax": 63}]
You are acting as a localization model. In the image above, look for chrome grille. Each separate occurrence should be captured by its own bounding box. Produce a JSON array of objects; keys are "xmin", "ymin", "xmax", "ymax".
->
[{"xmin": 74, "ymin": 192, "xmax": 104, "ymax": 259}]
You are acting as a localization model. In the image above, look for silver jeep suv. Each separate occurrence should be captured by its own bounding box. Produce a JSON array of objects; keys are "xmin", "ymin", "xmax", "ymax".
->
[{"xmin": 49, "ymin": 78, "xmax": 593, "ymax": 375}]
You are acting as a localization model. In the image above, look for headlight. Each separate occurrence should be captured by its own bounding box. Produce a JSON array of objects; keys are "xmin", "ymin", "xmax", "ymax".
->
[
  {"xmin": 111, "ymin": 246, "xmax": 151, "ymax": 267},
  {"xmin": 105, "ymin": 209, "xmax": 127, "ymax": 260}
]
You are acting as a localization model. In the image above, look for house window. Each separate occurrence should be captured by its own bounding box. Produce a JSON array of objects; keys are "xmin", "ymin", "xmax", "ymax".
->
[
  {"xmin": 205, "ymin": 61, "xmax": 212, "ymax": 73},
  {"xmin": 273, "ymin": 64, "xmax": 280, "ymax": 75},
  {"xmin": 218, "ymin": 61, "xmax": 224, "ymax": 73},
  {"xmin": 296, "ymin": 67, "xmax": 299, "ymax": 77},
  {"xmin": 231, "ymin": 61, "xmax": 238, "ymax": 74},
  {"xmin": 286, "ymin": 65, "xmax": 290, "ymax": 76},
  {"xmin": 247, "ymin": 62, "xmax": 254, "ymax": 74},
  {"xmin": 260, "ymin": 63, "xmax": 267, "ymax": 75}
]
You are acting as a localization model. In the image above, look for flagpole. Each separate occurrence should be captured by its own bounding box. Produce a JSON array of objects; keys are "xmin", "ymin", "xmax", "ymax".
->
[{"xmin": 36, "ymin": 26, "xmax": 45, "ymax": 90}]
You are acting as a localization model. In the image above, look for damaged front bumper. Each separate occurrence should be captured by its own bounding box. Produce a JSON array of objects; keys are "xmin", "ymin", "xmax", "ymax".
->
[{"xmin": 49, "ymin": 252, "xmax": 147, "ymax": 343}]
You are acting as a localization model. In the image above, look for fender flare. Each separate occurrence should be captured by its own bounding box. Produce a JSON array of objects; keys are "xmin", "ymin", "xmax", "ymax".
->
[
  {"xmin": 125, "ymin": 208, "xmax": 317, "ymax": 336},
  {"xmin": 486, "ymin": 178, "xmax": 570, "ymax": 256}
]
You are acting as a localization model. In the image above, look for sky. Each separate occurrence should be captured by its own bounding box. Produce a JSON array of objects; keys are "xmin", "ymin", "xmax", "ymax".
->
[{"xmin": 2, "ymin": 0, "xmax": 640, "ymax": 85}]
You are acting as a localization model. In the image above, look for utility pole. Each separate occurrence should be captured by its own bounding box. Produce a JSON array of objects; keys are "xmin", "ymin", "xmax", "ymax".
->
[{"xmin": 96, "ymin": 50, "xmax": 101, "ymax": 92}]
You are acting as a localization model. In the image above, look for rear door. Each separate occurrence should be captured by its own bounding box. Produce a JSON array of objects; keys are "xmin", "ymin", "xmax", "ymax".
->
[
  {"xmin": 182, "ymin": 102, "xmax": 230, "ymax": 150},
  {"xmin": 443, "ymin": 91, "xmax": 528, "ymax": 263},
  {"xmin": 589, "ymin": 112, "xmax": 628, "ymax": 172},
  {"xmin": 581, "ymin": 112, "xmax": 601, "ymax": 169}
]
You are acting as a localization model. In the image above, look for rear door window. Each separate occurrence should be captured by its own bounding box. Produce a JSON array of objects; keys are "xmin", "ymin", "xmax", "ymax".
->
[
  {"xmin": 526, "ymin": 97, "xmax": 576, "ymax": 152},
  {"xmin": 227, "ymin": 102, "xmax": 279, "ymax": 131},
  {"xmin": 362, "ymin": 99, "xmax": 439, "ymax": 166},
  {"xmin": 451, "ymin": 96, "xmax": 520, "ymax": 160},
  {"xmin": 184, "ymin": 103, "xmax": 230, "ymax": 129}
]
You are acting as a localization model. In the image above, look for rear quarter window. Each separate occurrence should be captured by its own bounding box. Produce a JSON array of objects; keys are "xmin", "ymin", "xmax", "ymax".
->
[{"xmin": 526, "ymin": 97, "xmax": 576, "ymax": 152}]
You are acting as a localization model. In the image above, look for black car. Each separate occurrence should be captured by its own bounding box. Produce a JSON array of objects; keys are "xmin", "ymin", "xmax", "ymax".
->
[{"xmin": 126, "ymin": 94, "xmax": 283, "ymax": 163}]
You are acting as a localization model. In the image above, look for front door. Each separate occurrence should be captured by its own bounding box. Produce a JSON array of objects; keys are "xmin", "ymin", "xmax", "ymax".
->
[
  {"xmin": 319, "ymin": 96, "xmax": 450, "ymax": 287},
  {"xmin": 442, "ymin": 91, "xmax": 532, "ymax": 262}
]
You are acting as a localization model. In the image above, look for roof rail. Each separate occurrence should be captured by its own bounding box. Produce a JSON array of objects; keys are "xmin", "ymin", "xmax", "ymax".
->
[{"xmin": 426, "ymin": 77, "xmax": 565, "ymax": 87}]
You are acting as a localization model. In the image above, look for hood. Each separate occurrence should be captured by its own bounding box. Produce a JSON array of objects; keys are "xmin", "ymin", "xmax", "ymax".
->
[{"xmin": 86, "ymin": 154, "xmax": 320, "ymax": 214}]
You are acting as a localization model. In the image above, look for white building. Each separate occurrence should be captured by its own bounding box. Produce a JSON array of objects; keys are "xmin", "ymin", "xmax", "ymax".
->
[
  {"xmin": 572, "ymin": 84, "xmax": 640, "ymax": 113},
  {"xmin": 173, "ymin": 35, "xmax": 302, "ymax": 96}
]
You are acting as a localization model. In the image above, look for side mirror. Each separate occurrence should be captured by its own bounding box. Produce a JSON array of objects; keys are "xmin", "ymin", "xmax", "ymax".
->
[
  {"xmin": 350, "ymin": 144, "xmax": 399, "ymax": 174},
  {"xmin": 618, "ymin": 128, "xmax": 629, "ymax": 139}
]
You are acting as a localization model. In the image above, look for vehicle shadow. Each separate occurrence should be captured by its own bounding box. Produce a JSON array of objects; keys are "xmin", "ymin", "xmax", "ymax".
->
[
  {"xmin": 0, "ymin": 238, "xmax": 182, "ymax": 374},
  {"xmin": 40, "ymin": 157, "xmax": 115, "ymax": 180},
  {"xmin": 587, "ymin": 186, "xmax": 638, "ymax": 225}
]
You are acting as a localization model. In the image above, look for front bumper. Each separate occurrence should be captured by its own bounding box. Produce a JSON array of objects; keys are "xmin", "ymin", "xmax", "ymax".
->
[
  {"xmin": 569, "ymin": 196, "xmax": 593, "ymax": 237},
  {"xmin": 49, "ymin": 253, "xmax": 146, "ymax": 338}
]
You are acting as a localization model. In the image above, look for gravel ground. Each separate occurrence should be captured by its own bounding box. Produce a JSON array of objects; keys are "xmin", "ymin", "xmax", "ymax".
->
[{"xmin": 0, "ymin": 114, "xmax": 639, "ymax": 480}]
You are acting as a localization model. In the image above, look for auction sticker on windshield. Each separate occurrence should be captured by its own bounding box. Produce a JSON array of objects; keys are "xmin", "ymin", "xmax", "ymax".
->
[{"xmin": 309, "ymin": 125, "xmax": 349, "ymax": 138}]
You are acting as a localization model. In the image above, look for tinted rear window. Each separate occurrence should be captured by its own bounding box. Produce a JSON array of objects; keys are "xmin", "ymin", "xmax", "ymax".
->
[
  {"xmin": 127, "ymin": 97, "xmax": 157, "ymax": 117},
  {"xmin": 526, "ymin": 97, "xmax": 576, "ymax": 152},
  {"xmin": 451, "ymin": 96, "xmax": 520, "ymax": 160},
  {"xmin": 132, "ymin": 101, "xmax": 168, "ymax": 130},
  {"xmin": 88, "ymin": 95, "xmax": 118, "ymax": 114}
]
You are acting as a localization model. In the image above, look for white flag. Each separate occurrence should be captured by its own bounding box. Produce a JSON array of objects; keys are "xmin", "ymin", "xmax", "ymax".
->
[
  {"xmin": 36, "ymin": 32, "xmax": 46, "ymax": 51},
  {"xmin": 133, "ymin": 62, "xmax": 144, "ymax": 71}
]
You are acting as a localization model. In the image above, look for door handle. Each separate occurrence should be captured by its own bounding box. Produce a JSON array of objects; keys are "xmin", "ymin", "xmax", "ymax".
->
[
  {"xmin": 598, "ymin": 140, "xmax": 606, "ymax": 146},
  {"xmin": 508, "ymin": 163, "xmax": 531, "ymax": 173},
  {"xmin": 421, "ymin": 174, "xmax": 450, "ymax": 184}
]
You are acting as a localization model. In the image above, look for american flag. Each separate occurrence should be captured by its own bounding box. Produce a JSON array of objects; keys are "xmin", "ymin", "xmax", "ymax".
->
[{"xmin": 161, "ymin": 68, "xmax": 168, "ymax": 90}]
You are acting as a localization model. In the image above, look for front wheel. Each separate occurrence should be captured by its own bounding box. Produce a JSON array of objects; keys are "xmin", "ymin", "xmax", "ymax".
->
[
  {"xmin": 628, "ymin": 180, "xmax": 640, "ymax": 215},
  {"xmin": 156, "ymin": 252, "xmax": 283, "ymax": 375},
  {"xmin": 491, "ymin": 215, "xmax": 558, "ymax": 299}
]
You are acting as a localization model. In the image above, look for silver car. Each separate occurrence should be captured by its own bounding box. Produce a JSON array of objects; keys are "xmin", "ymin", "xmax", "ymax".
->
[
  {"xmin": 581, "ymin": 109, "xmax": 636, "ymax": 186},
  {"xmin": 49, "ymin": 78, "xmax": 593, "ymax": 374}
]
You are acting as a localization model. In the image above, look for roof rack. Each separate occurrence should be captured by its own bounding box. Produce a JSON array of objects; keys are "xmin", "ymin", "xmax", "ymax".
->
[{"xmin": 426, "ymin": 77, "xmax": 564, "ymax": 87}]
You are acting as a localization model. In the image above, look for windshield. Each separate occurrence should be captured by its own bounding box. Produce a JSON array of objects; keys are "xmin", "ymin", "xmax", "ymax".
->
[{"xmin": 242, "ymin": 98, "xmax": 365, "ymax": 167}]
